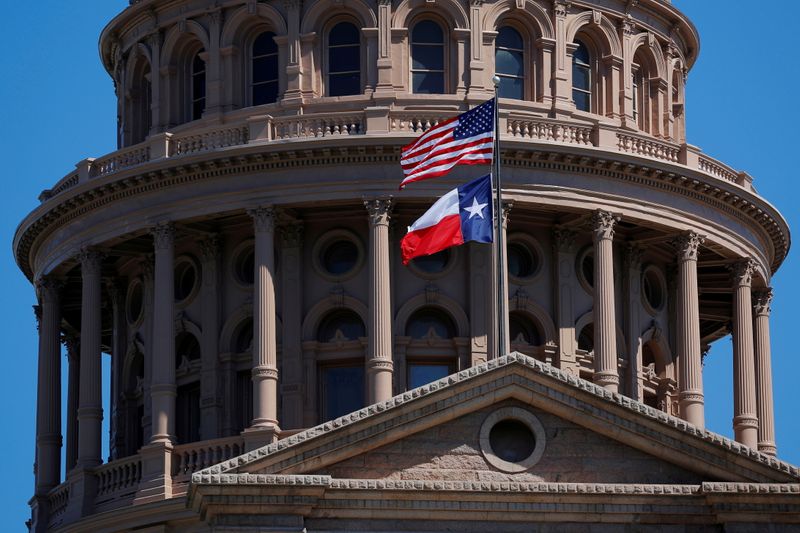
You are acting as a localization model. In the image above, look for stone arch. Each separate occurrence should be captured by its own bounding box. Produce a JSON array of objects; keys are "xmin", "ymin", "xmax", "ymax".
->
[
  {"xmin": 630, "ymin": 32, "xmax": 666, "ymax": 80},
  {"xmin": 565, "ymin": 10, "xmax": 622, "ymax": 58},
  {"xmin": 508, "ymin": 295, "xmax": 557, "ymax": 344},
  {"xmin": 301, "ymin": 0, "xmax": 377, "ymax": 34},
  {"xmin": 220, "ymin": 304, "xmax": 284, "ymax": 356},
  {"xmin": 161, "ymin": 20, "xmax": 210, "ymax": 66},
  {"xmin": 301, "ymin": 295, "xmax": 368, "ymax": 341},
  {"xmin": 394, "ymin": 293, "xmax": 469, "ymax": 338},
  {"xmin": 641, "ymin": 323, "xmax": 675, "ymax": 379},
  {"xmin": 574, "ymin": 310, "xmax": 627, "ymax": 357},
  {"xmin": 482, "ymin": 0, "xmax": 554, "ymax": 40},
  {"xmin": 121, "ymin": 340, "xmax": 145, "ymax": 394},
  {"xmin": 221, "ymin": 5, "xmax": 287, "ymax": 48},
  {"xmin": 392, "ymin": 0, "xmax": 469, "ymax": 29}
]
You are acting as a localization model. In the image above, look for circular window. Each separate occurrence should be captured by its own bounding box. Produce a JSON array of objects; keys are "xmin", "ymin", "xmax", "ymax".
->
[
  {"xmin": 312, "ymin": 230, "xmax": 364, "ymax": 281},
  {"xmin": 233, "ymin": 241, "xmax": 255, "ymax": 286},
  {"xmin": 174, "ymin": 256, "xmax": 200, "ymax": 304},
  {"xmin": 409, "ymin": 248, "xmax": 455, "ymax": 279},
  {"xmin": 641, "ymin": 266, "xmax": 666, "ymax": 314},
  {"xmin": 126, "ymin": 279, "xmax": 144, "ymax": 325},
  {"xmin": 576, "ymin": 247, "xmax": 594, "ymax": 293},
  {"xmin": 479, "ymin": 407, "xmax": 546, "ymax": 473},
  {"xmin": 506, "ymin": 234, "xmax": 543, "ymax": 284}
]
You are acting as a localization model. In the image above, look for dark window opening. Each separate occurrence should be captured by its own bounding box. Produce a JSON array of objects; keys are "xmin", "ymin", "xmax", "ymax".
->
[
  {"xmin": 317, "ymin": 309, "xmax": 366, "ymax": 342},
  {"xmin": 572, "ymin": 40, "xmax": 591, "ymax": 112},
  {"xmin": 192, "ymin": 51, "xmax": 206, "ymax": 120},
  {"xmin": 328, "ymin": 22, "xmax": 361, "ymax": 96},
  {"xmin": 495, "ymin": 26, "xmax": 525, "ymax": 100},
  {"xmin": 320, "ymin": 364, "xmax": 364, "ymax": 421},
  {"xmin": 252, "ymin": 32, "xmax": 279, "ymax": 105},
  {"xmin": 411, "ymin": 20, "xmax": 445, "ymax": 94},
  {"xmin": 176, "ymin": 381, "xmax": 201, "ymax": 444},
  {"xmin": 406, "ymin": 308, "xmax": 456, "ymax": 339}
]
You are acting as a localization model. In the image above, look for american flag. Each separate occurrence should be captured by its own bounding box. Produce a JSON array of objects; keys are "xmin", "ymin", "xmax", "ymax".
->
[{"xmin": 399, "ymin": 98, "xmax": 495, "ymax": 189}]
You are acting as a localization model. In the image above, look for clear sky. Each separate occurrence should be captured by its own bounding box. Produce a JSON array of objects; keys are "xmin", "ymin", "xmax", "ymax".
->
[{"xmin": 0, "ymin": 1, "xmax": 798, "ymax": 529}]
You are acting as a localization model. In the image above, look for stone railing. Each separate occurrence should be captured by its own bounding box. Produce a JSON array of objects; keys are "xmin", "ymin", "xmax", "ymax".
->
[
  {"xmin": 172, "ymin": 435, "xmax": 245, "ymax": 481},
  {"xmin": 47, "ymin": 482, "xmax": 70, "ymax": 528},
  {"xmin": 172, "ymin": 124, "xmax": 250, "ymax": 156},
  {"xmin": 617, "ymin": 132, "xmax": 680, "ymax": 163},
  {"xmin": 94, "ymin": 455, "xmax": 142, "ymax": 503},
  {"xmin": 272, "ymin": 112, "xmax": 365, "ymax": 139},
  {"xmin": 91, "ymin": 143, "xmax": 151, "ymax": 178},
  {"xmin": 507, "ymin": 116, "xmax": 593, "ymax": 146},
  {"xmin": 389, "ymin": 111, "xmax": 456, "ymax": 133},
  {"xmin": 698, "ymin": 154, "xmax": 739, "ymax": 184},
  {"xmin": 37, "ymin": 106, "xmax": 757, "ymax": 203}
]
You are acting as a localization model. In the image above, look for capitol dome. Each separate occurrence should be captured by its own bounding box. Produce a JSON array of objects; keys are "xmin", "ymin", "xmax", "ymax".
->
[{"xmin": 17, "ymin": 0, "xmax": 799, "ymax": 530}]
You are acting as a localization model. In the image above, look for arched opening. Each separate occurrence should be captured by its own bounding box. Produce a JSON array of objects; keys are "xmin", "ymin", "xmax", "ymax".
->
[
  {"xmin": 405, "ymin": 307, "xmax": 458, "ymax": 389},
  {"xmin": 317, "ymin": 309, "xmax": 366, "ymax": 342},
  {"xmin": 327, "ymin": 21, "xmax": 361, "ymax": 96},
  {"xmin": 175, "ymin": 332, "xmax": 201, "ymax": 444},
  {"xmin": 410, "ymin": 19, "xmax": 445, "ymax": 94},
  {"xmin": 495, "ymin": 26, "xmax": 524, "ymax": 100},
  {"xmin": 191, "ymin": 50, "xmax": 207, "ymax": 121},
  {"xmin": 252, "ymin": 31, "xmax": 278, "ymax": 105},
  {"xmin": 572, "ymin": 39, "xmax": 592, "ymax": 112},
  {"xmin": 632, "ymin": 49, "xmax": 654, "ymax": 133},
  {"xmin": 127, "ymin": 55, "xmax": 151, "ymax": 145}
]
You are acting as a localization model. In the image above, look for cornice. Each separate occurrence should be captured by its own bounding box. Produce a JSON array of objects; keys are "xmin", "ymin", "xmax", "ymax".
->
[{"xmin": 13, "ymin": 139, "xmax": 789, "ymax": 282}]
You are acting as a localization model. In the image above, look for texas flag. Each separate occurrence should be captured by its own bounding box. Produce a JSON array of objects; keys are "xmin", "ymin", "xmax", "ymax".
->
[{"xmin": 401, "ymin": 174, "xmax": 493, "ymax": 265}]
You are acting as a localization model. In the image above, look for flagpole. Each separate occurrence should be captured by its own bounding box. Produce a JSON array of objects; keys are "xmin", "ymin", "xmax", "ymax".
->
[{"xmin": 491, "ymin": 75, "xmax": 507, "ymax": 357}]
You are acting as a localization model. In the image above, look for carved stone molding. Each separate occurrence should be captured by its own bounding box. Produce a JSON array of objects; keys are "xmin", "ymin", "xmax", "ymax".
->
[
  {"xmin": 252, "ymin": 366, "xmax": 279, "ymax": 379},
  {"xmin": 590, "ymin": 210, "xmax": 618, "ymax": 241},
  {"xmin": 364, "ymin": 197, "xmax": 393, "ymax": 227},
  {"xmin": 199, "ymin": 233, "xmax": 220, "ymax": 262},
  {"xmin": 77, "ymin": 248, "xmax": 104, "ymax": 276},
  {"xmin": 672, "ymin": 231, "xmax": 704, "ymax": 262},
  {"xmin": 150, "ymin": 222, "xmax": 174, "ymax": 251},
  {"xmin": 35, "ymin": 276, "xmax": 63, "ymax": 303},
  {"xmin": 554, "ymin": 1, "xmax": 570, "ymax": 18},
  {"xmin": 729, "ymin": 260, "xmax": 756, "ymax": 288},
  {"xmin": 624, "ymin": 243, "xmax": 644, "ymax": 270},
  {"xmin": 280, "ymin": 222, "xmax": 304, "ymax": 248},
  {"xmin": 248, "ymin": 206, "xmax": 276, "ymax": 233},
  {"xmin": 753, "ymin": 289, "xmax": 773, "ymax": 317},
  {"xmin": 552, "ymin": 227, "xmax": 576, "ymax": 253}
]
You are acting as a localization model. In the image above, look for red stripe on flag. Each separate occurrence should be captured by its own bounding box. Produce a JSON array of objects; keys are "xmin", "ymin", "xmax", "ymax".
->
[{"xmin": 400, "ymin": 214, "xmax": 463, "ymax": 265}]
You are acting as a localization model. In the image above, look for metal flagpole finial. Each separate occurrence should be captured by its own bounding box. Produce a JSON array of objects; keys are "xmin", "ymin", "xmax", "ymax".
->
[{"xmin": 491, "ymin": 75, "xmax": 501, "ymax": 87}]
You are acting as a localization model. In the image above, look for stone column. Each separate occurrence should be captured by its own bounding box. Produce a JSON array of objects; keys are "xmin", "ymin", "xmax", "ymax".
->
[
  {"xmin": 730, "ymin": 260, "xmax": 758, "ymax": 448},
  {"xmin": 77, "ymin": 250, "xmax": 104, "ymax": 469},
  {"xmin": 34, "ymin": 277, "xmax": 62, "ymax": 494},
  {"xmin": 248, "ymin": 207, "xmax": 279, "ymax": 435},
  {"xmin": 591, "ymin": 211, "xmax": 619, "ymax": 392},
  {"xmin": 468, "ymin": 242, "xmax": 491, "ymax": 367},
  {"xmin": 150, "ymin": 223, "xmax": 175, "ymax": 444},
  {"xmin": 552, "ymin": 227, "xmax": 578, "ymax": 374},
  {"xmin": 199, "ymin": 235, "xmax": 221, "ymax": 440},
  {"xmin": 64, "ymin": 336, "xmax": 80, "ymax": 472},
  {"xmin": 280, "ymin": 222, "xmax": 305, "ymax": 429},
  {"xmin": 753, "ymin": 289, "xmax": 777, "ymax": 455},
  {"xmin": 365, "ymin": 198, "xmax": 394, "ymax": 404},
  {"xmin": 141, "ymin": 257, "xmax": 154, "ymax": 442},
  {"xmin": 674, "ymin": 232, "xmax": 705, "ymax": 428},
  {"xmin": 107, "ymin": 281, "xmax": 126, "ymax": 461},
  {"xmin": 623, "ymin": 244, "xmax": 643, "ymax": 401}
]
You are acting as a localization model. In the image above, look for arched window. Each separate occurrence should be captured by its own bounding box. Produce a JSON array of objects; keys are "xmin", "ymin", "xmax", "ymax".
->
[
  {"xmin": 317, "ymin": 309, "xmax": 366, "ymax": 342},
  {"xmin": 328, "ymin": 22, "xmax": 361, "ymax": 96},
  {"xmin": 671, "ymin": 67, "xmax": 685, "ymax": 142},
  {"xmin": 509, "ymin": 312, "xmax": 542, "ymax": 346},
  {"xmin": 234, "ymin": 318, "xmax": 254, "ymax": 354},
  {"xmin": 572, "ymin": 40, "xmax": 591, "ymax": 112},
  {"xmin": 128, "ymin": 56, "xmax": 152, "ymax": 145},
  {"xmin": 577, "ymin": 323, "xmax": 594, "ymax": 352},
  {"xmin": 191, "ymin": 50, "xmax": 206, "ymax": 120},
  {"xmin": 406, "ymin": 307, "xmax": 456, "ymax": 339},
  {"xmin": 632, "ymin": 50, "xmax": 651, "ymax": 132},
  {"xmin": 411, "ymin": 20, "xmax": 445, "ymax": 94},
  {"xmin": 175, "ymin": 332, "xmax": 201, "ymax": 368},
  {"xmin": 252, "ymin": 32, "xmax": 278, "ymax": 105},
  {"xmin": 495, "ymin": 26, "xmax": 524, "ymax": 100},
  {"xmin": 174, "ymin": 332, "xmax": 201, "ymax": 443}
]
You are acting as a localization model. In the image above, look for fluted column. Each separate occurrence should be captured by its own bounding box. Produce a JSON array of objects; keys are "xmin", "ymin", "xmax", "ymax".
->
[
  {"xmin": 552, "ymin": 227, "xmax": 579, "ymax": 374},
  {"xmin": 64, "ymin": 337, "xmax": 80, "ymax": 472},
  {"xmin": 150, "ymin": 223, "xmax": 176, "ymax": 443},
  {"xmin": 753, "ymin": 289, "xmax": 777, "ymax": 455},
  {"xmin": 730, "ymin": 260, "xmax": 758, "ymax": 448},
  {"xmin": 280, "ymin": 222, "xmax": 305, "ymax": 429},
  {"xmin": 249, "ymin": 207, "xmax": 279, "ymax": 428},
  {"xmin": 591, "ymin": 211, "xmax": 619, "ymax": 392},
  {"xmin": 199, "ymin": 235, "xmax": 221, "ymax": 440},
  {"xmin": 674, "ymin": 232, "xmax": 705, "ymax": 428},
  {"xmin": 365, "ymin": 198, "xmax": 394, "ymax": 404},
  {"xmin": 77, "ymin": 250, "xmax": 103, "ymax": 469},
  {"xmin": 623, "ymin": 244, "xmax": 643, "ymax": 401},
  {"xmin": 34, "ymin": 277, "xmax": 62, "ymax": 494}
]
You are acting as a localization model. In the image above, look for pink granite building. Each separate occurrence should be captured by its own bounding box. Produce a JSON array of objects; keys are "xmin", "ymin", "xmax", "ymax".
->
[{"xmin": 17, "ymin": 0, "xmax": 800, "ymax": 530}]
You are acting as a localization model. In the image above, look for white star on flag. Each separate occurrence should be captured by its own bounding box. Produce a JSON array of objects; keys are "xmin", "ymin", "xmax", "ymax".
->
[{"xmin": 464, "ymin": 197, "xmax": 488, "ymax": 219}]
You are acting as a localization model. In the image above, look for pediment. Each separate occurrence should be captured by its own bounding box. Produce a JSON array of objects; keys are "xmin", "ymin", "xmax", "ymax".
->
[{"xmin": 193, "ymin": 354, "xmax": 800, "ymax": 487}]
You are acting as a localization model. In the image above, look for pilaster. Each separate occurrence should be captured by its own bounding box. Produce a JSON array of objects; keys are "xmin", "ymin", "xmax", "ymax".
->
[
  {"xmin": 280, "ymin": 222, "xmax": 305, "ymax": 429},
  {"xmin": 552, "ymin": 227, "xmax": 578, "ymax": 374},
  {"xmin": 200, "ymin": 234, "xmax": 221, "ymax": 440}
]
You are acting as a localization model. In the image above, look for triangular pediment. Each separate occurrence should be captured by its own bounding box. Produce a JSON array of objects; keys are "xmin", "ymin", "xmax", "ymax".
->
[{"xmin": 193, "ymin": 354, "xmax": 799, "ymax": 487}]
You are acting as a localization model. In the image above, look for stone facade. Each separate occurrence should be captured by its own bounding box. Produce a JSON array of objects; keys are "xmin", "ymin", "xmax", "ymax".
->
[{"xmin": 16, "ymin": 0, "xmax": 796, "ymax": 530}]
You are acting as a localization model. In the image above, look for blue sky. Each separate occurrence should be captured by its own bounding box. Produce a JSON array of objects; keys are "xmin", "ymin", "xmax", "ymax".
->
[{"xmin": 0, "ymin": 1, "xmax": 798, "ymax": 529}]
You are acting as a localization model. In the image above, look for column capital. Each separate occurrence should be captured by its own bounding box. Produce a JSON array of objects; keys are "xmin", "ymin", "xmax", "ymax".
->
[
  {"xmin": 672, "ymin": 231, "xmax": 704, "ymax": 262},
  {"xmin": 623, "ymin": 243, "xmax": 644, "ymax": 270},
  {"xmin": 151, "ymin": 222, "xmax": 175, "ymax": 251},
  {"xmin": 554, "ymin": 0, "xmax": 571, "ymax": 18},
  {"xmin": 552, "ymin": 226, "xmax": 577, "ymax": 253},
  {"xmin": 77, "ymin": 248, "xmax": 104, "ymax": 276},
  {"xmin": 35, "ymin": 276, "xmax": 63, "ymax": 303},
  {"xmin": 140, "ymin": 254, "xmax": 155, "ymax": 281},
  {"xmin": 62, "ymin": 333, "xmax": 80, "ymax": 362},
  {"xmin": 501, "ymin": 201, "xmax": 513, "ymax": 230},
  {"xmin": 729, "ymin": 259, "xmax": 756, "ymax": 288},
  {"xmin": 753, "ymin": 288, "xmax": 773, "ymax": 317},
  {"xmin": 590, "ymin": 210, "xmax": 619, "ymax": 241},
  {"xmin": 199, "ymin": 233, "xmax": 220, "ymax": 262},
  {"xmin": 283, "ymin": 0, "xmax": 302, "ymax": 10},
  {"xmin": 248, "ymin": 206, "xmax": 276, "ymax": 233},
  {"xmin": 364, "ymin": 197, "xmax": 393, "ymax": 227},
  {"xmin": 280, "ymin": 221, "xmax": 304, "ymax": 248}
]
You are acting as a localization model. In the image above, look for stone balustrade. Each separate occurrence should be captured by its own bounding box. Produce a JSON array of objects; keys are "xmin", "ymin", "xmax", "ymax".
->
[
  {"xmin": 46, "ymin": 483, "xmax": 69, "ymax": 529},
  {"xmin": 172, "ymin": 435, "xmax": 245, "ymax": 480},
  {"xmin": 94, "ymin": 455, "xmax": 143, "ymax": 511},
  {"xmin": 34, "ymin": 106, "xmax": 757, "ymax": 203}
]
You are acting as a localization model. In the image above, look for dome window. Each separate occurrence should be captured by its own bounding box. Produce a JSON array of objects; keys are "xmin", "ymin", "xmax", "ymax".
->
[
  {"xmin": 252, "ymin": 32, "xmax": 278, "ymax": 105},
  {"xmin": 411, "ymin": 20, "xmax": 445, "ymax": 94},
  {"xmin": 328, "ymin": 22, "xmax": 361, "ymax": 96},
  {"xmin": 495, "ymin": 26, "xmax": 525, "ymax": 100}
]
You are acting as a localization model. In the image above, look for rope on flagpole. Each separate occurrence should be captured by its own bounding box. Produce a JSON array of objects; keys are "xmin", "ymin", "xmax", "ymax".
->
[{"xmin": 491, "ymin": 75, "xmax": 507, "ymax": 357}]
